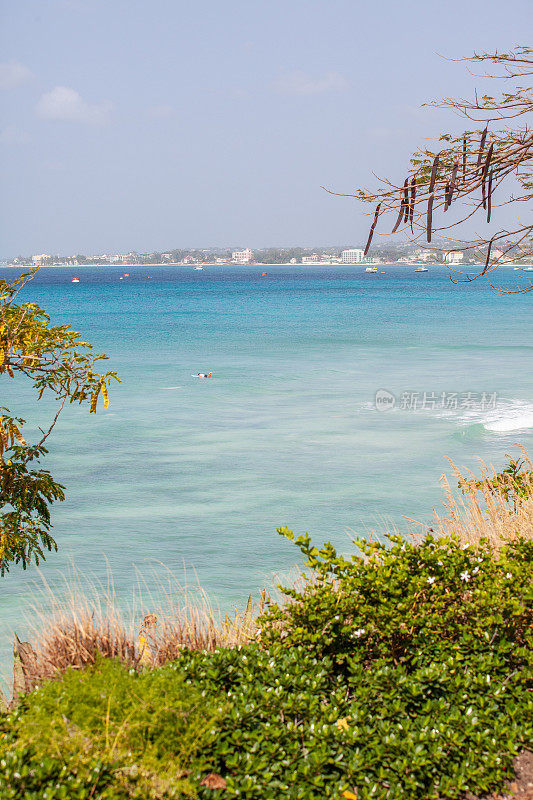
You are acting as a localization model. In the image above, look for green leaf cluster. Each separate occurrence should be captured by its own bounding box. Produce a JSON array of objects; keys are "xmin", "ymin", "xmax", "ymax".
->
[
  {"xmin": 260, "ymin": 531, "xmax": 532, "ymax": 674},
  {"xmin": 0, "ymin": 657, "xmax": 222, "ymax": 798},
  {"xmin": 0, "ymin": 269, "xmax": 119, "ymax": 573}
]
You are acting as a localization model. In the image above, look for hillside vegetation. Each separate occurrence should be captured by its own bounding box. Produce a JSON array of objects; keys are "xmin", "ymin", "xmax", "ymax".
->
[{"xmin": 1, "ymin": 455, "xmax": 532, "ymax": 799}]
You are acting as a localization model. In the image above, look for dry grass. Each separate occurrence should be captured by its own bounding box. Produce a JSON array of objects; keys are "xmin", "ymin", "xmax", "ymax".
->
[
  {"xmin": 412, "ymin": 444, "xmax": 533, "ymax": 550},
  {"xmin": 8, "ymin": 566, "xmax": 265, "ymax": 699}
]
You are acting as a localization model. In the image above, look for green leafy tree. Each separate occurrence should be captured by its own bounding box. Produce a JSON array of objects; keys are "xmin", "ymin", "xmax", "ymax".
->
[
  {"xmin": 0, "ymin": 268, "xmax": 119, "ymax": 574},
  {"xmin": 325, "ymin": 46, "xmax": 533, "ymax": 291}
]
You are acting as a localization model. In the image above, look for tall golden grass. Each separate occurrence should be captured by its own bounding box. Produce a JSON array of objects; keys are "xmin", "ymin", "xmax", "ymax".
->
[
  {"xmin": 424, "ymin": 445, "xmax": 533, "ymax": 549},
  {"xmin": 3, "ymin": 567, "xmax": 264, "ymax": 705}
]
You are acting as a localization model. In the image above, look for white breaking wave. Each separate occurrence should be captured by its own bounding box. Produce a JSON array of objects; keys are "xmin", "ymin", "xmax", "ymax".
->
[
  {"xmin": 461, "ymin": 399, "xmax": 533, "ymax": 434},
  {"xmin": 483, "ymin": 411, "xmax": 533, "ymax": 432},
  {"xmin": 363, "ymin": 396, "xmax": 533, "ymax": 434}
]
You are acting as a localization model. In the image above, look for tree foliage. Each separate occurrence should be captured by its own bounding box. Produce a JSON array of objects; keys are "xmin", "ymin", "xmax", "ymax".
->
[
  {"xmin": 0, "ymin": 268, "xmax": 119, "ymax": 574},
  {"xmin": 325, "ymin": 46, "xmax": 533, "ymax": 291}
]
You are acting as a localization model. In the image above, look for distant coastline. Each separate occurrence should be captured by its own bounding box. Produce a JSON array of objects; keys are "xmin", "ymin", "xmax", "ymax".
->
[{"xmin": 4, "ymin": 261, "xmax": 523, "ymax": 270}]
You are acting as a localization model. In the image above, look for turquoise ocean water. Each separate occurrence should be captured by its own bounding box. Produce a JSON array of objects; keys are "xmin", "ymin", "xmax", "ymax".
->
[{"xmin": 1, "ymin": 264, "xmax": 532, "ymax": 680}]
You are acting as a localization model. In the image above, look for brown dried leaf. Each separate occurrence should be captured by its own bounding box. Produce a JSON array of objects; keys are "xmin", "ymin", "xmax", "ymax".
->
[{"xmin": 200, "ymin": 773, "xmax": 227, "ymax": 790}]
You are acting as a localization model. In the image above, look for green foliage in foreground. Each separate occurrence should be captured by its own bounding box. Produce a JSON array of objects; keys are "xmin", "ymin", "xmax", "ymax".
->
[
  {"xmin": 261, "ymin": 530, "xmax": 533, "ymax": 673},
  {"xmin": 1, "ymin": 268, "xmax": 119, "ymax": 574},
  {"xmin": 1, "ymin": 534, "xmax": 532, "ymax": 799},
  {"xmin": 0, "ymin": 658, "xmax": 222, "ymax": 799},
  {"xmin": 178, "ymin": 644, "xmax": 532, "ymax": 800}
]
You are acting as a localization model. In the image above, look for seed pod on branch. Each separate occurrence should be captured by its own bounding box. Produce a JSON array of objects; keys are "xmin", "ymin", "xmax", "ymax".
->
[
  {"xmin": 364, "ymin": 203, "xmax": 381, "ymax": 255},
  {"xmin": 428, "ymin": 155, "xmax": 439, "ymax": 194},
  {"xmin": 444, "ymin": 182, "xmax": 451, "ymax": 211},
  {"xmin": 448, "ymin": 163, "xmax": 458, "ymax": 206},
  {"xmin": 392, "ymin": 202, "xmax": 405, "ymax": 234},
  {"xmin": 487, "ymin": 169, "xmax": 494, "ymax": 223},
  {"xmin": 409, "ymin": 177, "xmax": 416, "ymax": 231},
  {"xmin": 403, "ymin": 178, "xmax": 409, "ymax": 223},
  {"xmin": 481, "ymin": 143, "xmax": 494, "ymax": 210},
  {"xmin": 426, "ymin": 194, "xmax": 434, "ymax": 243},
  {"xmin": 476, "ymin": 126, "xmax": 488, "ymax": 174},
  {"xmin": 462, "ymin": 139, "xmax": 467, "ymax": 183},
  {"xmin": 482, "ymin": 143, "xmax": 494, "ymax": 179},
  {"xmin": 482, "ymin": 236, "xmax": 494, "ymax": 275},
  {"xmin": 392, "ymin": 181, "xmax": 408, "ymax": 233}
]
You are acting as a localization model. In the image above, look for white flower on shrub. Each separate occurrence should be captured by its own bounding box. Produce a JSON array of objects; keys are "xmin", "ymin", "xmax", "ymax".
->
[
  {"xmin": 460, "ymin": 571, "xmax": 471, "ymax": 582},
  {"xmin": 427, "ymin": 576, "xmax": 436, "ymax": 584},
  {"xmin": 352, "ymin": 628, "xmax": 366, "ymax": 638}
]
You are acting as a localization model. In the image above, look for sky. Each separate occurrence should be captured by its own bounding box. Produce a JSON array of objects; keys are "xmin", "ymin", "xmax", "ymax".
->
[{"xmin": 0, "ymin": 0, "xmax": 530, "ymax": 257}]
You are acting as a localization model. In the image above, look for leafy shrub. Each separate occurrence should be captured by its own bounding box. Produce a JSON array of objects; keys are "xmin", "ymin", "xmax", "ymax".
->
[
  {"xmin": 2, "ymin": 533, "xmax": 532, "ymax": 799},
  {"xmin": 260, "ymin": 530, "xmax": 533, "ymax": 673},
  {"xmin": 176, "ymin": 638, "xmax": 532, "ymax": 800},
  {"xmin": 178, "ymin": 646, "xmax": 351, "ymax": 799},
  {"xmin": 0, "ymin": 657, "xmax": 222, "ymax": 799}
]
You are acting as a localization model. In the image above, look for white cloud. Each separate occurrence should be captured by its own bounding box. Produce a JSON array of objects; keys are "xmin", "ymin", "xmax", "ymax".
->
[
  {"xmin": 0, "ymin": 125, "xmax": 31, "ymax": 145},
  {"xmin": 0, "ymin": 61, "xmax": 32, "ymax": 90},
  {"xmin": 273, "ymin": 70, "xmax": 349, "ymax": 96},
  {"xmin": 36, "ymin": 86, "xmax": 111, "ymax": 124}
]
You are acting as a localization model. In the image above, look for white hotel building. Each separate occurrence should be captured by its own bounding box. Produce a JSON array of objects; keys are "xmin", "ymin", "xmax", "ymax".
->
[
  {"xmin": 444, "ymin": 251, "xmax": 464, "ymax": 264},
  {"xmin": 232, "ymin": 248, "xmax": 253, "ymax": 264},
  {"xmin": 341, "ymin": 248, "xmax": 364, "ymax": 264}
]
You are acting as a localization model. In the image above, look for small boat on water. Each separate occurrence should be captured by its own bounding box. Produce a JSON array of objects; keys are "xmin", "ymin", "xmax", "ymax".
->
[
  {"xmin": 72, "ymin": 278, "xmax": 80, "ymax": 283},
  {"xmin": 415, "ymin": 266, "xmax": 429, "ymax": 272},
  {"xmin": 194, "ymin": 266, "xmax": 203, "ymax": 270},
  {"xmin": 365, "ymin": 266, "xmax": 378, "ymax": 273},
  {"xmin": 514, "ymin": 266, "xmax": 533, "ymax": 271}
]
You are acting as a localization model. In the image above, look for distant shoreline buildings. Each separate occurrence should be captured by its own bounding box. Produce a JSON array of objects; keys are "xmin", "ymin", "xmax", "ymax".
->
[{"xmin": 3, "ymin": 244, "xmax": 528, "ymax": 269}]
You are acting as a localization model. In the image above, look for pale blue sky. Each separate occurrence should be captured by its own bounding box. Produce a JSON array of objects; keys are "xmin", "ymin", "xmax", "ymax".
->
[{"xmin": 0, "ymin": 0, "xmax": 530, "ymax": 256}]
